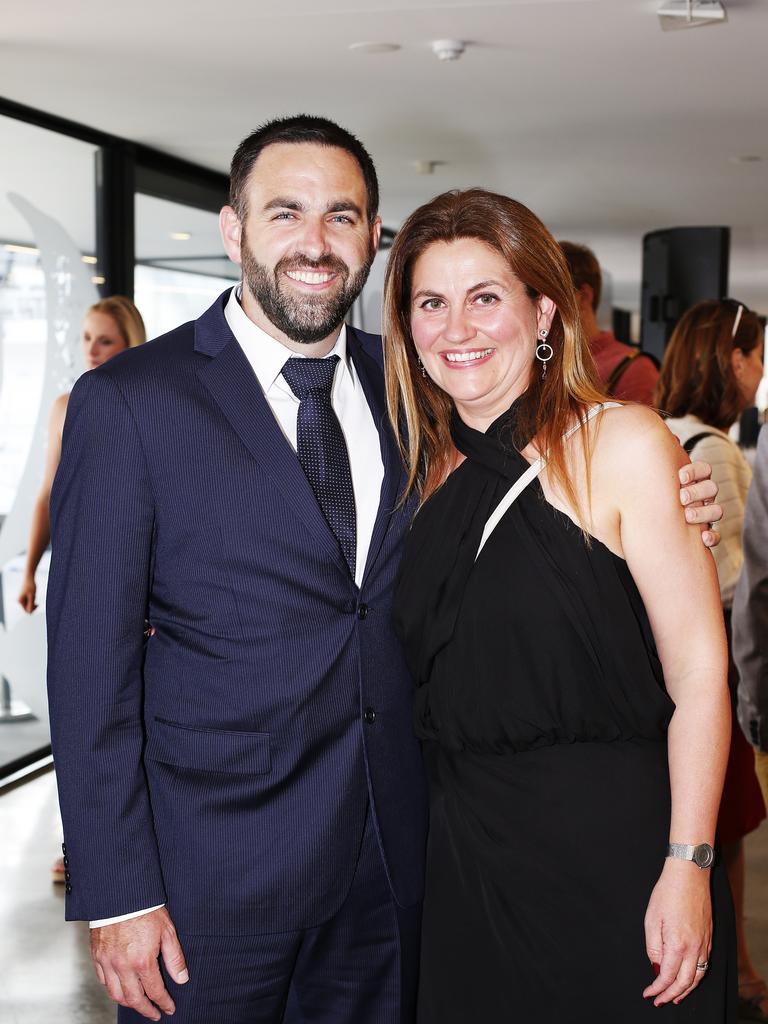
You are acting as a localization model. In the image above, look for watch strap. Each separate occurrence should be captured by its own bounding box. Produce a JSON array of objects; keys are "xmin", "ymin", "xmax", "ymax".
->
[
  {"xmin": 667, "ymin": 842, "xmax": 714, "ymax": 868},
  {"xmin": 668, "ymin": 842, "xmax": 695, "ymax": 860}
]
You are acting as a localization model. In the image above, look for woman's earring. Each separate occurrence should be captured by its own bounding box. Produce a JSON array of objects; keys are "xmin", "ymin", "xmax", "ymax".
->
[
  {"xmin": 417, "ymin": 355, "xmax": 427, "ymax": 379},
  {"xmin": 535, "ymin": 328, "xmax": 553, "ymax": 380}
]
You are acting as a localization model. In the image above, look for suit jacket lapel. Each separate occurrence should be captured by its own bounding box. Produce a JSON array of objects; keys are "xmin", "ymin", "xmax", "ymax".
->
[
  {"xmin": 347, "ymin": 327, "xmax": 406, "ymax": 584},
  {"xmin": 194, "ymin": 295, "xmax": 350, "ymax": 578}
]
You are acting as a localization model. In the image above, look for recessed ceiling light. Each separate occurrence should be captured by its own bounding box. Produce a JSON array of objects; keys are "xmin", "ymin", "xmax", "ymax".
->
[
  {"xmin": 348, "ymin": 42, "xmax": 400, "ymax": 54},
  {"xmin": 81, "ymin": 255, "xmax": 98, "ymax": 264},
  {"xmin": 91, "ymin": 275, "xmax": 106, "ymax": 285},
  {"xmin": 4, "ymin": 243, "xmax": 39, "ymax": 255},
  {"xmin": 170, "ymin": 231, "xmax": 192, "ymax": 241},
  {"xmin": 729, "ymin": 154, "xmax": 762, "ymax": 164}
]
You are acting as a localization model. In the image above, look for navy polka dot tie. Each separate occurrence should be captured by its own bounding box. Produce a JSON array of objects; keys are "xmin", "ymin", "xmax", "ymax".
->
[{"xmin": 282, "ymin": 355, "xmax": 357, "ymax": 577}]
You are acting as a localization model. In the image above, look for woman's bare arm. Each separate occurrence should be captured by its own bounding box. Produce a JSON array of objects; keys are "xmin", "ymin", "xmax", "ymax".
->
[
  {"xmin": 595, "ymin": 405, "xmax": 730, "ymax": 1007},
  {"xmin": 18, "ymin": 393, "xmax": 69, "ymax": 612}
]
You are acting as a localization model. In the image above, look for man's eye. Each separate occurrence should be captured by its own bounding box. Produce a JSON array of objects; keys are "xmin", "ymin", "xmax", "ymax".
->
[
  {"xmin": 273, "ymin": 212, "xmax": 296, "ymax": 221},
  {"xmin": 330, "ymin": 215, "xmax": 353, "ymax": 224}
]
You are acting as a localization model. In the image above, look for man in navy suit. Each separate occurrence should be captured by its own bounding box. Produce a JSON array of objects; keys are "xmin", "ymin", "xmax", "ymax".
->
[
  {"xmin": 47, "ymin": 115, "xmax": 722, "ymax": 1023},
  {"xmin": 48, "ymin": 116, "xmax": 426, "ymax": 1024}
]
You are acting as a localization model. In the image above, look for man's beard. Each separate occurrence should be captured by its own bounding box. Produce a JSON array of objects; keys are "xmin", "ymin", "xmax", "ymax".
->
[{"xmin": 241, "ymin": 243, "xmax": 374, "ymax": 345}]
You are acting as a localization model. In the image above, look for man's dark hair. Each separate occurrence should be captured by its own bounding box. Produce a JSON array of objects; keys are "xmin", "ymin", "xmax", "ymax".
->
[
  {"xmin": 229, "ymin": 114, "xmax": 379, "ymax": 224},
  {"xmin": 559, "ymin": 241, "xmax": 602, "ymax": 311}
]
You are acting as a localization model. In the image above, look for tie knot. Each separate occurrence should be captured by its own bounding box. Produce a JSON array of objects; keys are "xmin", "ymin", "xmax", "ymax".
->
[{"xmin": 282, "ymin": 355, "xmax": 340, "ymax": 401}]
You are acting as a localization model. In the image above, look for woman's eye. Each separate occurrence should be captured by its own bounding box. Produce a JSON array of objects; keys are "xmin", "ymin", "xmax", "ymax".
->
[
  {"xmin": 474, "ymin": 293, "xmax": 499, "ymax": 306},
  {"xmin": 419, "ymin": 297, "xmax": 443, "ymax": 310}
]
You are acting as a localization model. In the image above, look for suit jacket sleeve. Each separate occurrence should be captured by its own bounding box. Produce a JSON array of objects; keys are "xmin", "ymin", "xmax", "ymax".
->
[
  {"xmin": 47, "ymin": 369, "xmax": 167, "ymax": 921},
  {"xmin": 735, "ymin": 427, "xmax": 768, "ymax": 752}
]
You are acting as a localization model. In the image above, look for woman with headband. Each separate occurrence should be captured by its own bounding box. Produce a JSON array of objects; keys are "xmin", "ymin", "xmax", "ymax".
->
[{"xmin": 658, "ymin": 298, "xmax": 767, "ymax": 1022}]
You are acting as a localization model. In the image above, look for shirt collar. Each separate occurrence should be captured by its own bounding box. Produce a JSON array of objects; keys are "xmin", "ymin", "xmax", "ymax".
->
[{"xmin": 224, "ymin": 285, "xmax": 350, "ymax": 394}]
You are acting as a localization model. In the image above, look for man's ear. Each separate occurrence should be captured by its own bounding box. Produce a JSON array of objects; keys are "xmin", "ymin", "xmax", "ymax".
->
[
  {"xmin": 371, "ymin": 215, "xmax": 382, "ymax": 256},
  {"xmin": 220, "ymin": 206, "xmax": 243, "ymax": 266},
  {"xmin": 578, "ymin": 283, "xmax": 594, "ymax": 313}
]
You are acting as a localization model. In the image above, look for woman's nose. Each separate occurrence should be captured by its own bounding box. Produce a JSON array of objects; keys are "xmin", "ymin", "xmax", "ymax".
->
[{"xmin": 443, "ymin": 307, "xmax": 476, "ymax": 344}]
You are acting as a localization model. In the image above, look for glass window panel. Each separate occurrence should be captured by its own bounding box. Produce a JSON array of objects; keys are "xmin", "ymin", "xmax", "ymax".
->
[
  {"xmin": 135, "ymin": 194, "xmax": 237, "ymax": 338},
  {"xmin": 0, "ymin": 114, "xmax": 98, "ymax": 774}
]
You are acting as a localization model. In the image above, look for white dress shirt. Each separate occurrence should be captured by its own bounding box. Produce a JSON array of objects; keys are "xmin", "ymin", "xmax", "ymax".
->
[{"xmin": 91, "ymin": 287, "xmax": 384, "ymax": 928}]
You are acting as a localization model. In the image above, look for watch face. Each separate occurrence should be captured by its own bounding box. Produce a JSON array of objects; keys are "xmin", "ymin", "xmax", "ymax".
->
[{"xmin": 693, "ymin": 844, "xmax": 714, "ymax": 868}]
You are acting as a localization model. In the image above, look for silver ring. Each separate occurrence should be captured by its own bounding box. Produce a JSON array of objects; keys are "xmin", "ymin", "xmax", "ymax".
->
[{"xmin": 695, "ymin": 961, "xmax": 709, "ymax": 972}]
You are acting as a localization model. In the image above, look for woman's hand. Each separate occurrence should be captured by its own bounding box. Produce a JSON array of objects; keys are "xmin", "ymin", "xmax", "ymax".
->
[
  {"xmin": 643, "ymin": 858, "xmax": 712, "ymax": 1006},
  {"xmin": 18, "ymin": 575, "xmax": 37, "ymax": 613}
]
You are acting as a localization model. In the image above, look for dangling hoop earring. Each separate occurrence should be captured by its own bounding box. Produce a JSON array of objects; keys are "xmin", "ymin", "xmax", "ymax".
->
[
  {"xmin": 417, "ymin": 355, "xmax": 427, "ymax": 379},
  {"xmin": 535, "ymin": 328, "xmax": 553, "ymax": 380}
]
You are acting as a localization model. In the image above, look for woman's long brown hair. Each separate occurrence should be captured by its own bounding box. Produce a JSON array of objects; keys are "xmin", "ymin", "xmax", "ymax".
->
[{"xmin": 383, "ymin": 188, "xmax": 606, "ymax": 514}]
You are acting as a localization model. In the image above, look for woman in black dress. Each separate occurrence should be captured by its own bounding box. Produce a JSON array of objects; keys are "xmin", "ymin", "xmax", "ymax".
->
[{"xmin": 383, "ymin": 189, "xmax": 736, "ymax": 1021}]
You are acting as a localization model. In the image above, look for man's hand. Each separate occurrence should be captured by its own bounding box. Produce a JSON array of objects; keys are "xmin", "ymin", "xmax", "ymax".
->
[
  {"xmin": 678, "ymin": 460, "xmax": 722, "ymax": 548},
  {"xmin": 91, "ymin": 907, "xmax": 189, "ymax": 1020}
]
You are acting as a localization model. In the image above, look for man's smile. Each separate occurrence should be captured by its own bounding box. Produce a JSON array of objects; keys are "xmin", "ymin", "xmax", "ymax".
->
[{"xmin": 284, "ymin": 269, "xmax": 339, "ymax": 289}]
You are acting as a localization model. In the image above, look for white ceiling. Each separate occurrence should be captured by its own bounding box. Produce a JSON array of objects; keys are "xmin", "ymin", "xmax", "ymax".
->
[{"xmin": 0, "ymin": 0, "xmax": 766, "ymax": 313}]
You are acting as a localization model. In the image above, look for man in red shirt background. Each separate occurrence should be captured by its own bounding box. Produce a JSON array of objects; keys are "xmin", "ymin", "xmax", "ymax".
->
[{"xmin": 560, "ymin": 241, "xmax": 659, "ymax": 405}]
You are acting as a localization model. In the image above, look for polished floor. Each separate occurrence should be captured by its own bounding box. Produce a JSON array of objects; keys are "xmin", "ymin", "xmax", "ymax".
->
[{"xmin": 2, "ymin": 770, "xmax": 768, "ymax": 1023}]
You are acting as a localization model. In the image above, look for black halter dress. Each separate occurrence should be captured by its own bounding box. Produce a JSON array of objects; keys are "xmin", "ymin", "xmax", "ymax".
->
[{"xmin": 394, "ymin": 401, "xmax": 735, "ymax": 1023}]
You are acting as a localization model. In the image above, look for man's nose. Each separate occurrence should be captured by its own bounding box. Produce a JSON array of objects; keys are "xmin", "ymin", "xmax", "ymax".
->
[{"xmin": 298, "ymin": 218, "xmax": 331, "ymax": 261}]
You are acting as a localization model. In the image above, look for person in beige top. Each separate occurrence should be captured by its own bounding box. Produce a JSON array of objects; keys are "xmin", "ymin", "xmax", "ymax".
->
[{"xmin": 658, "ymin": 298, "xmax": 767, "ymax": 1021}]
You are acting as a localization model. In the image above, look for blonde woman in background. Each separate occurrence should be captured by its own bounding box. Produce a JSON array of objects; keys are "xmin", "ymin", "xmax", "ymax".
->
[
  {"xmin": 658, "ymin": 298, "xmax": 767, "ymax": 1022},
  {"xmin": 17, "ymin": 295, "xmax": 145, "ymax": 883},
  {"xmin": 18, "ymin": 296, "xmax": 146, "ymax": 615}
]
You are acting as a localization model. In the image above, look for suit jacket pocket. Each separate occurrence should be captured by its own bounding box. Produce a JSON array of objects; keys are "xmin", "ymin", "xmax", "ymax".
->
[{"xmin": 146, "ymin": 718, "xmax": 271, "ymax": 774}]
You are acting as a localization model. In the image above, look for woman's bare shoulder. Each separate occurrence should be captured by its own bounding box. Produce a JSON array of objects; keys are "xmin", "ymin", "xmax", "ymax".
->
[
  {"xmin": 48, "ymin": 392, "xmax": 70, "ymax": 433},
  {"xmin": 590, "ymin": 403, "xmax": 685, "ymax": 478}
]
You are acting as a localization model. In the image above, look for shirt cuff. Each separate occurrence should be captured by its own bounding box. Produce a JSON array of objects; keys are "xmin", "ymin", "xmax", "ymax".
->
[{"xmin": 90, "ymin": 904, "xmax": 165, "ymax": 928}]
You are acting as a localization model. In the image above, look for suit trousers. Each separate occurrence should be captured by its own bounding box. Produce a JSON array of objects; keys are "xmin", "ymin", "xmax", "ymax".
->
[{"xmin": 119, "ymin": 809, "xmax": 421, "ymax": 1024}]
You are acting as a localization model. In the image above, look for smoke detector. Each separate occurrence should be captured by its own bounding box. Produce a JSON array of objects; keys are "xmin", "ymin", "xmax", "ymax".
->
[
  {"xmin": 431, "ymin": 39, "xmax": 466, "ymax": 62},
  {"xmin": 658, "ymin": 0, "xmax": 727, "ymax": 31}
]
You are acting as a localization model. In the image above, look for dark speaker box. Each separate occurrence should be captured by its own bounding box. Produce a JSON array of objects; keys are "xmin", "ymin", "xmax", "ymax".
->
[{"xmin": 640, "ymin": 226, "xmax": 730, "ymax": 362}]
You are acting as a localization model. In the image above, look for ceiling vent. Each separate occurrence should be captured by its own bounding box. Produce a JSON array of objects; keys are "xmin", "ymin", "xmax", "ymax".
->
[{"xmin": 658, "ymin": 0, "xmax": 727, "ymax": 30}]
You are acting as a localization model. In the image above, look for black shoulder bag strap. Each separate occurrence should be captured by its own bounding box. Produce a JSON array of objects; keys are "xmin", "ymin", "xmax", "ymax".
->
[{"xmin": 682, "ymin": 431, "xmax": 717, "ymax": 455}]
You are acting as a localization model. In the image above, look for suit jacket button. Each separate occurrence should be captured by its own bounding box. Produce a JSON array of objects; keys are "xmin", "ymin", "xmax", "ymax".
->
[
  {"xmin": 363, "ymin": 707, "xmax": 376, "ymax": 724},
  {"xmin": 61, "ymin": 843, "xmax": 67, "ymax": 854},
  {"xmin": 357, "ymin": 603, "xmax": 369, "ymax": 620},
  {"xmin": 65, "ymin": 884, "xmax": 72, "ymax": 894}
]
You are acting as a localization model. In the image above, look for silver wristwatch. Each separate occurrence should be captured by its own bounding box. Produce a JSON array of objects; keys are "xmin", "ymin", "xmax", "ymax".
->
[{"xmin": 666, "ymin": 842, "xmax": 715, "ymax": 869}]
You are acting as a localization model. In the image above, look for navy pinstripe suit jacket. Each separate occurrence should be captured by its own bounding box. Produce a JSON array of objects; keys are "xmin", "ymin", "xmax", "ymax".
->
[{"xmin": 47, "ymin": 291, "xmax": 428, "ymax": 935}]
